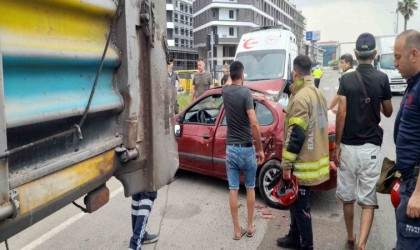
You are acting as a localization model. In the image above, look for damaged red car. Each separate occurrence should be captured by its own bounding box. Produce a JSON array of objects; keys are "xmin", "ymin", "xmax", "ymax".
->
[{"xmin": 174, "ymin": 81, "xmax": 336, "ymax": 208}]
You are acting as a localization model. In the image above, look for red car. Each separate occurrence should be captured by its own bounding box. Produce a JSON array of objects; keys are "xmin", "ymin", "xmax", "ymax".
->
[{"xmin": 174, "ymin": 81, "xmax": 337, "ymax": 208}]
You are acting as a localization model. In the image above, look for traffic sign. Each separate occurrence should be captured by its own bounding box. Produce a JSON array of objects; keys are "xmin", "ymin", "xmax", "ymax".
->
[
  {"xmin": 306, "ymin": 31, "xmax": 321, "ymax": 41},
  {"xmin": 306, "ymin": 31, "xmax": 313, "ymax": 41}
]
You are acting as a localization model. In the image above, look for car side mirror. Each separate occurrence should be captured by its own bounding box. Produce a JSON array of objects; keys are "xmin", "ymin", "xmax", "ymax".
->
[{"xmin": 174, "ymin": 124, "xmax": 181, "ymax": 137}]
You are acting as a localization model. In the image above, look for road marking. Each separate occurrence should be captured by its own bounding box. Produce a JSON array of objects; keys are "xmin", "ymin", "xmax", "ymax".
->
[{"xmin": 21, "ymin": 186, "xmax": 123, "ymax": 250}]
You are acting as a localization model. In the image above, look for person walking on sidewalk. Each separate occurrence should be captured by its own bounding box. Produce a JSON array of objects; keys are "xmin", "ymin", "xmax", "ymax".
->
[
  {"xmin": 276, "ymin": 55, "xmax": 330, "ymax": 250},
  {"xmin": 222, "ymin": 61, "xmax": 264, "ymax": 240},
  {"xmin": 329, "ymin": 54, "xmax": 355, "ymax": 111},
  {"xmin": 334, "ymin": 33, "xmax": 393, "ymax": 250},
  {"xmin": 393, "ymin": 30, "xmax": 420, "ymax": 250}
]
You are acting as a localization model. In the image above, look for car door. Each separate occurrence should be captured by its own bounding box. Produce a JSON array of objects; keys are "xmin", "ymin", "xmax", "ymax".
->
[
  {"xmin": 177, "ymin": 94, "xmax": 223, "ymax": 174},
  {"xmin": 213, "ymin": 99, "xmax": 277, "ymax": 178}
]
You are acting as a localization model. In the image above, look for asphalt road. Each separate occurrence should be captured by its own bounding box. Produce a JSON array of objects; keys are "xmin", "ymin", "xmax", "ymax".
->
[{"xmin": 1, "ymin": 69, "xmax": 401, "ymax": 250}]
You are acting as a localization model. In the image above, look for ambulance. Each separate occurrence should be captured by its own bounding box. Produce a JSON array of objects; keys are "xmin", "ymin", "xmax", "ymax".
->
[{"xmin": 234, "ymin": 26, "xmax": 298, "ymax": 97}]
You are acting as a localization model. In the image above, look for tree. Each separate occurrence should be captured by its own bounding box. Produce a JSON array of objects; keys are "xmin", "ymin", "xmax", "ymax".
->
[{"xmin": 397, "ymin": 0, "xmax": 418, "ymax": 31}]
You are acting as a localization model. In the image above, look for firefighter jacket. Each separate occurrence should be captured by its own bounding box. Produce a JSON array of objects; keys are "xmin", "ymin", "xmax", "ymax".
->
[{"xmin": 281, "ymin": 75, "xmax": 330, "ymax": 186}]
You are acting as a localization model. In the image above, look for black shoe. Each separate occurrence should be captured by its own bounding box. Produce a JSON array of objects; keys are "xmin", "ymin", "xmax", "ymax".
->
[
  {"xmin": 277, "ymin": 234, "xmax": 301, "ymax": 249},
  {"xmin": 143, "ymin": 232, "xmax": 158, "ymax": 244}
]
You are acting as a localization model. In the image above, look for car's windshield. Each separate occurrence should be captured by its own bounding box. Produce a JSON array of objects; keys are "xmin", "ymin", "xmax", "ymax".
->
[
  {"xmin": 379, "ymin": 54, "xmax": 395, "ymax": 70},
  {"xmin": 236, "ymin": 50, "xmax": 286, "ymax": 81}
]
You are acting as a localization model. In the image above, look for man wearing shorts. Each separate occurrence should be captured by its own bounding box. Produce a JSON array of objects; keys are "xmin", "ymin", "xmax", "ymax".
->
[
  {"xmin": 334, "ymin": 33, "xmax": 393, "ymax": 250},
  {"xmin": 222, "ymin": 61, "xmax": 264, "ymax": 240}
]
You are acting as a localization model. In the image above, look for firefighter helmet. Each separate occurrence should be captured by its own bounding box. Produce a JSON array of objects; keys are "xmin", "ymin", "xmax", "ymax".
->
[
  {"xmin": 272, "ymin": 175, "xmax": 299, "ymax": 206},
  {"xmin": 390, "ymin": 179, "xmax": 401, "ymax": 209}
]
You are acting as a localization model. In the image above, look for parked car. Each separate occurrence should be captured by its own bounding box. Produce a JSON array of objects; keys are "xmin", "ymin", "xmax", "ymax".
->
[{"xmin": 174, "ymin": 82, "xmax": 337, "ymax": 208}]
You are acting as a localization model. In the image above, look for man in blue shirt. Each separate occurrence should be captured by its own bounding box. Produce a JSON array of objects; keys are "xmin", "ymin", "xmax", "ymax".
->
[{"xmin": 393, "ymin": 30, "xmax": 420, "ymax": 249}]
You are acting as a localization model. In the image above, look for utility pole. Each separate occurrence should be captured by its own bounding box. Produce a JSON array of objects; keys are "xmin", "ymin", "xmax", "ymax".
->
[{"xmin": 210, "ymin": 31, "xmax": 214, "ymax": 74}]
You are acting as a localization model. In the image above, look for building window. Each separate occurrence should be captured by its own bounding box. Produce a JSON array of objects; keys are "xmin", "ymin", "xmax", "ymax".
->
[
  {"xmin": 229, "ymin": 27, "xmax": 234, "ymax": 36},
  {"xmin": 229, "ymin": 10, "xmax": 234, "ymax": 19},
  {"xmin": 167, "ymin": 29, "xmax": 173, "ymax": 40},
  {"xmin": 174, "ymin": 27, "xmax": 178, "ymax": 34},
  {"xmin": 212, "ymin": 9, "xmax": 216, "ymax": 17},
  {"xmin": 223, "ymin": 45, "xmax": 237, "ymax": 57},
  {"xmin": 181, "ymin": 28, "xmax": 184, "ymax": 36}
]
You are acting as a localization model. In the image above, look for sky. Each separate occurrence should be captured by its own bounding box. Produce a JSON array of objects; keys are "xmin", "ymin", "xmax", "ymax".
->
[{"xmin": 293, "ymin": 0, "xmax": 420, "ymax": 54}]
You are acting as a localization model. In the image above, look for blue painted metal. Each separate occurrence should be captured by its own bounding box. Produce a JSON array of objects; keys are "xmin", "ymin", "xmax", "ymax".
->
[{"xmin": 3, "ymin": 55, "xmax": 122, "ymax": 128}]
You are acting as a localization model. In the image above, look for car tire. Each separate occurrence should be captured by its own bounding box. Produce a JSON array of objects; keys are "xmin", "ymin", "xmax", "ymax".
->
[{"xmin": 258, "ymin": 160, "xmax": 286, "ymax": 209}]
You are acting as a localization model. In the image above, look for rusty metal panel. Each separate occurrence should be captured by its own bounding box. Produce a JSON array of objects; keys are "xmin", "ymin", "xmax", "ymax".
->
[
  {"xmin": 16, "ymin": 150, "xmax": 115, "ymax": 215},
  {"xmin": 113, "ymin": 0, "xmax": 178, "ymax": 195}
]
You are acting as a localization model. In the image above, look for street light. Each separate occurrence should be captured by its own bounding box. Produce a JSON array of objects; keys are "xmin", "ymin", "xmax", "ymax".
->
[{"xmin": 390, "ymin": 10, "xmax": 399, "ymax": 34}]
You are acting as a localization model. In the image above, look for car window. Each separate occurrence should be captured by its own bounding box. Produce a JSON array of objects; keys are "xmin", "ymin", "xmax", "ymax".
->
[
  {"xmin": 183, "ymin": 94, "xmax": 223, "ymax": 125},
  {"xmin": 255, "ymin": 102, "xmax": 273, "ymax": 125},
  {"xmin": 221, "ymin": 101, "xmax": 272, "ymax": 126}
]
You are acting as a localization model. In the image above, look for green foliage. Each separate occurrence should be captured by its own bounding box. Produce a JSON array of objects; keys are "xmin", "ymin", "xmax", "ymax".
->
[
  {"xmin": 398, "ymin": 0, "xmax": 418, "ymax": 31},
  {"xmin": 329, "ymin": 59, "xmax": 339, "ymax": 67},
  {"xmin": 177, "ymin": 93, "xmax": 192, "ymax": 112}
]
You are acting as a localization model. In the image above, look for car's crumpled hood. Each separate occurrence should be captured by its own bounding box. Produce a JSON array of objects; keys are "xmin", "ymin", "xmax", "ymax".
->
[{"xmin": 245, "ymin": 79, "xmax": 286, "ymax": 102}]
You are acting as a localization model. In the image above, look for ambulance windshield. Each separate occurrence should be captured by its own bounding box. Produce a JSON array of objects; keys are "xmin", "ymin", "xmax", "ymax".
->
[{"xmin": 236, "ymin": 49, "xmax": 286, "ymax": 81}]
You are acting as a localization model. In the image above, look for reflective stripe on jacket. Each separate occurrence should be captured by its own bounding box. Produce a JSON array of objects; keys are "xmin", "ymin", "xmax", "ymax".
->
[{"xmin": 282, "ymin": 75, "xmax": 330, "ymax": 186}]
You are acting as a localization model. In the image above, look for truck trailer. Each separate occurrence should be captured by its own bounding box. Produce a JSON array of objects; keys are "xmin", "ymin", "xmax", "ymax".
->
[
  {"xmin": 0, "ymin": 0, "xmax": 178, "ymax": 242},
  {"xmin": 375, "ymin": 35, "xmax": 407, "ymax": 93}
]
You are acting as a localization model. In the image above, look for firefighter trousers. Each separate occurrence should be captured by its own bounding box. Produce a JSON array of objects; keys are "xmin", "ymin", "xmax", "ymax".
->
[{"xmin": 289, "ymin": 185, "xmax": 313, "ymax": 249}]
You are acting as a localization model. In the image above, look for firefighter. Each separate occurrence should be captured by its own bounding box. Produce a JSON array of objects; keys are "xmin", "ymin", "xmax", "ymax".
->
[{"xmin": 277, "ymin": 55, "xmax": 330, "ymax": 250}]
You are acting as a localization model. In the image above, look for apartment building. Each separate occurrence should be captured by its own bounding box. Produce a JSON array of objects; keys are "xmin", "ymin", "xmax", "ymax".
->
[
  {"xmin": 166, "ymin": 0, "xmax": 198, "ymax": 70},
  {"xmin": 193, "ymin": 0, "xmax": 306, "ymax": 70}
]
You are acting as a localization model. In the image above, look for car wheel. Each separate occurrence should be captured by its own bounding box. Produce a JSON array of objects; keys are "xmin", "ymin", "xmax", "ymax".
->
[{"xmin": 258, "ymin": 160, "xmax": 286, "ymax": 209}]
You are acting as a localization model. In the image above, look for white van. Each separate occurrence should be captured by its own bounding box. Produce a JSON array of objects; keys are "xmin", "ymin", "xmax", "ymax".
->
[
  {"xmin": 235, "ymin": 26, "xmax": 298, "ymax": 92},
  {"xmin": 375, "ymin": 35, "xmax": 407, "ymax": 93}
]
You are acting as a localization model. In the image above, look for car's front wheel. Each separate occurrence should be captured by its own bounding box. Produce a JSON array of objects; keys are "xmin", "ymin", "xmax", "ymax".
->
[{"xmin": 258, "ymin": 160, "xmax": 286, "ymax": 209}]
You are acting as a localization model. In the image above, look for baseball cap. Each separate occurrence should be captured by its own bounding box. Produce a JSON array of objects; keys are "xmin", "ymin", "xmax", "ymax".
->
[{"xmin": 355, "ymin": 33, "xmax": 376, "ymax": 55}]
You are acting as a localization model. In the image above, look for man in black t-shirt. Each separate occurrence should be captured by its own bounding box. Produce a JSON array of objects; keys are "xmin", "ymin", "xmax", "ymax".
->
[
  {"xmin": 222, "ymin": 61, "xmax": 264, "ymax": 240},
  {"xmin": 334, "ymin": 33, "xmax": 393, "ymax": 250}
]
